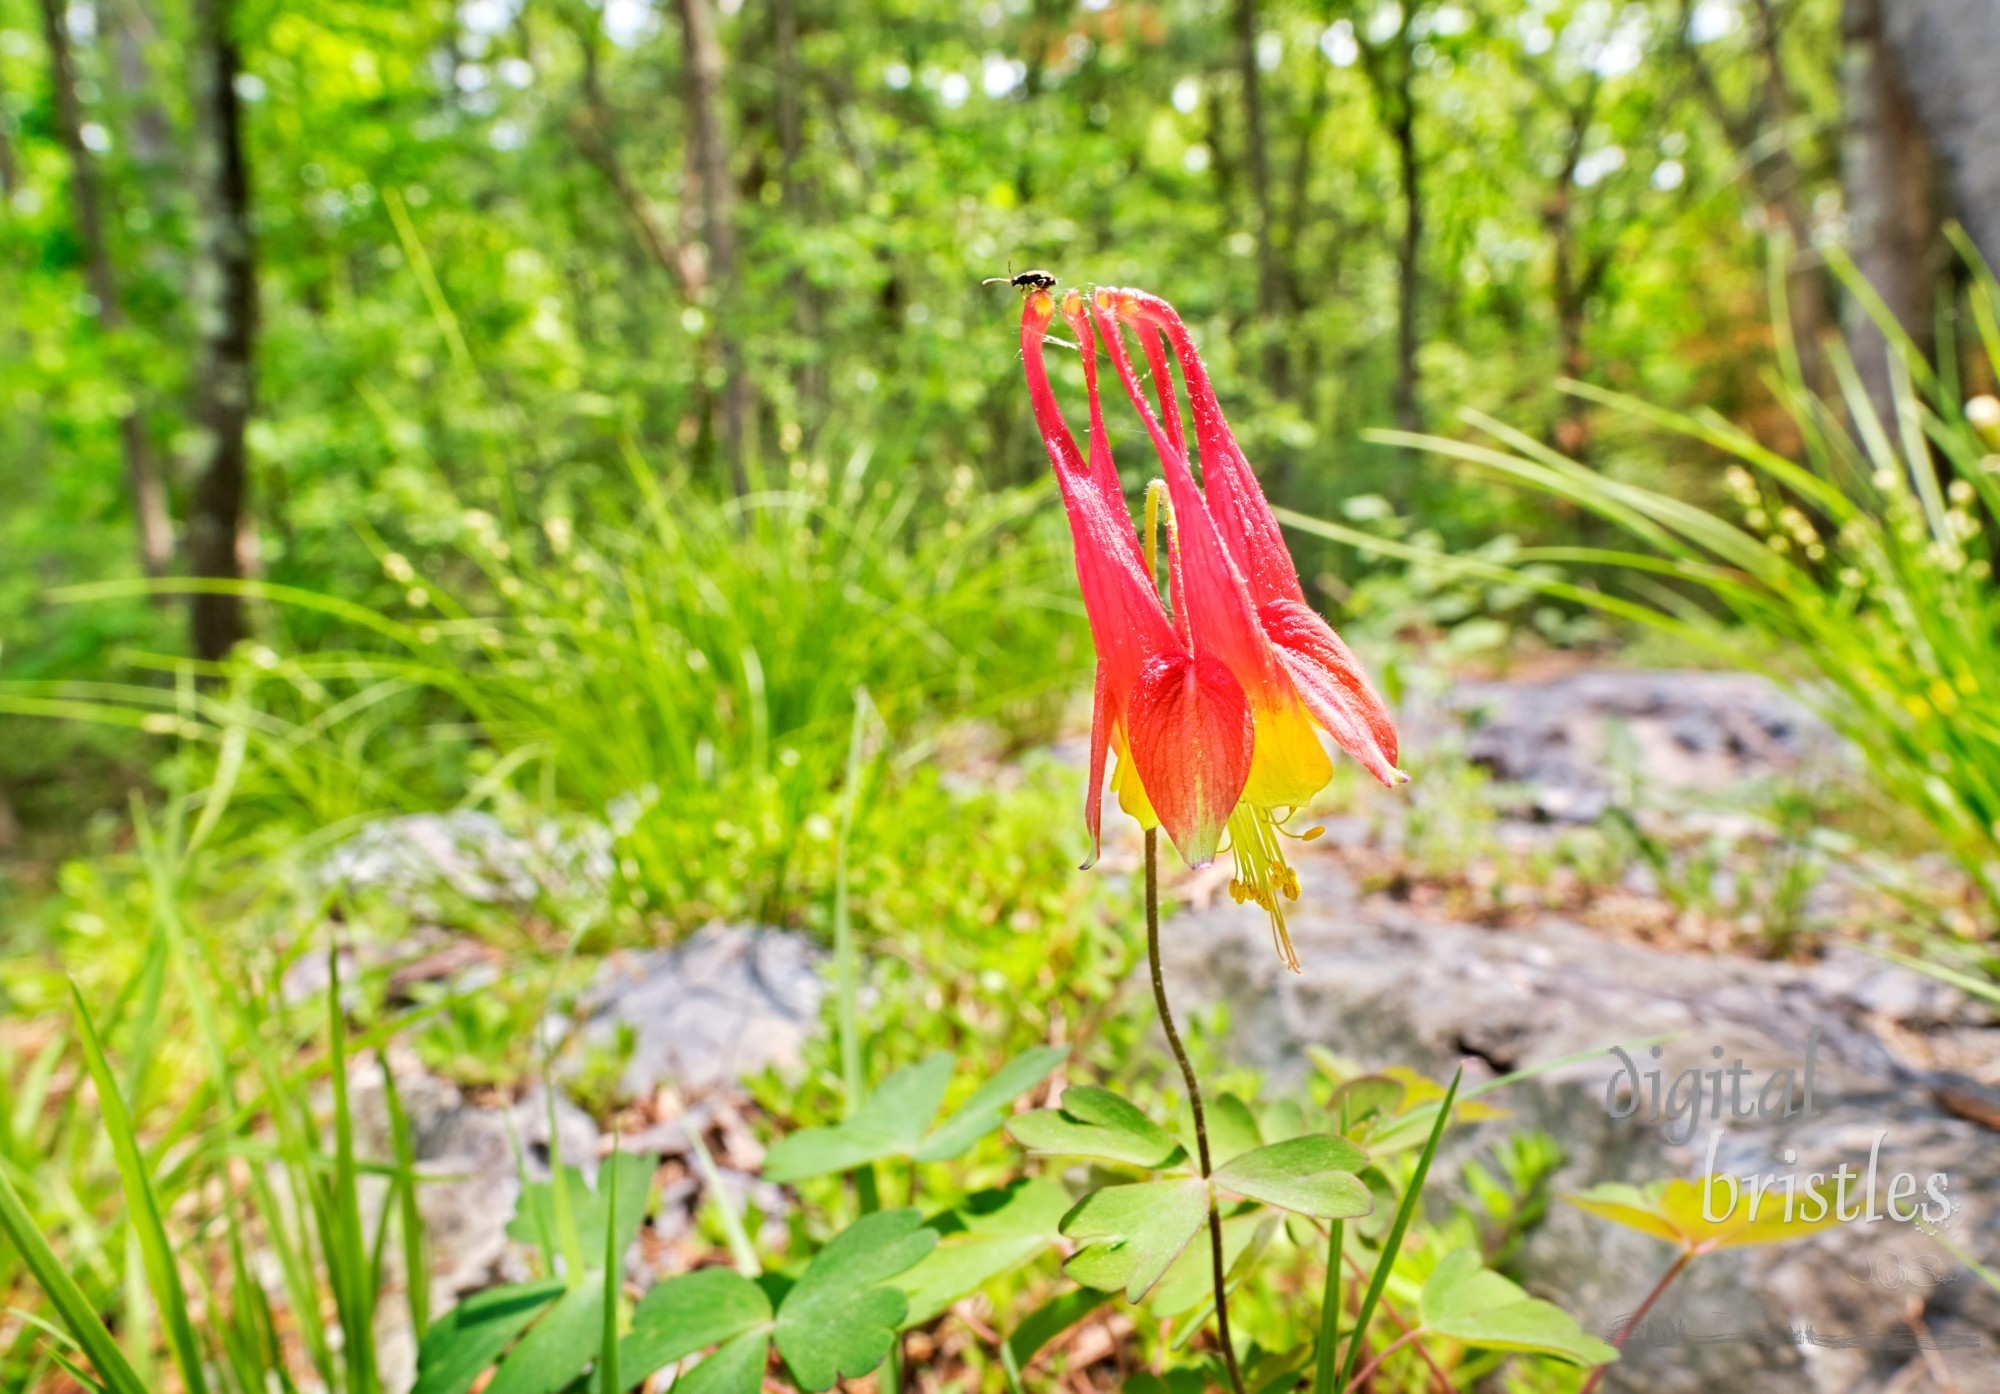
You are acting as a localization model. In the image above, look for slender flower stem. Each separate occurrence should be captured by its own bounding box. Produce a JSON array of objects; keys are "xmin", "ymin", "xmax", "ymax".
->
[
  {"xmin": 1579, "ymin": 1248, "xmax": 1695, "ymax": 1394},
  {"xmin": 1145, "ymin": 828, "xmax": 1246, "ymax": 1394}
]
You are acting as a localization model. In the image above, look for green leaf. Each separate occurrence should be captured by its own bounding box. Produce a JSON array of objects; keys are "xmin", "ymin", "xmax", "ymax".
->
[
  {"xmin": 913, "ymin": 1045, "xmax": 1066, "ymax": 1162},
  {"xmin": 892, "ymin": 1177, "xmax": 1070, "ymax": 1325},
  {"xmin": 484, "ymin": 1283, "xmax": 601, "ymax": 1394},
  {"xmin": 674, "ymin": 1329, "xmax": 771, "ymax": 1394},
  {"xmin": 1059, "ymin": 1179, "xmax": 1209, "ymax": 1301},
  {"xmin": 1211, "ymin": 1136, "xmax": 1373, "ymax": 1220},
  {"xmin": 69, "ymin": 983, "xmax": 211, "ymax": 1394},
  {"xmin": 1206, "ymin": 1093, "xmax": 1264, "ymax": 1164},
  {"xmin": 1333, "ymin": 1066, "xmax": 1461, "ymax": 1392},
  {"xmin": 0, "ymin": 1162, "xmax": 149, "ymax": 1394},
  {"xmin": 1149, "ymin": 1211, "xmax": 1273, "ymax": 1320},
  {"xmin": 763, "ymin": 1053, "xmax": 954, "ymax": 1182},
  {"xmin": 1420, "ymin": 1247, "xmax": 1619, "ymax": 1367},
  {"xmin": 1328, "ymin": 1076, "xmax": 1405, "ymax": 1137},
  {"xmin": 773, "ymin": 1208, "xmax": 937, "ymax": 1392},
  {"xmin": 1006, "ymin": 1086, "xmax": 1188, "ymax": 1170},
  {"xmin": 622, "ymin": 1268, "xmax": 773, "ymax": 1387},
  {"xmin": 412, "ymin": 1280, "xmax": 565, "ymax": 1394},
  {"xmin": 505, "ymin": 1154, "xmax": 653, "ymax": 1271},
  {"xmin": 1004, "ymin": 1287, "xmax": 1110, "ymax": 1373}
]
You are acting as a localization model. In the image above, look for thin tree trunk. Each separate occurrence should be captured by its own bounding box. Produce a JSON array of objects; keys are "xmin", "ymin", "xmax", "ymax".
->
[
  {"xmin": 1545, "ymin": 84, "xmax": 1600, "ymax": 457},
  {"xmin": 1358, "ymin": 21, "xmax": 1423, "ymax": 436},
  {"xmin": 676, "ymin": 0, "xmax": 753, "ymax": 498},
  {"xmin": 187, "ymin": 0, "xmax": 256, "ymax": 660},
  {"xmin": 106, "ymin": 0, "xmax": 172, "ymax": 168},
  {"xmin": 1677, "ymin": 0, "xmax": 1837, "ymax": 397},
  {"xmin": 40, "ymin": 0, "xmax": 174, "ymax": 579},
  {"xmin": 1843, "ymin": 0, "xmax": 1942, "ymax": 418},
  {"xmin": 1232, "ymin": 0, "xmax": 1285, "ymax": 389},
  {"xmin": 771, "ymin": 0, "xmax": 822, "ymax": 420},
  {"xmin": 570, "ymin": 17, "xmax": 703, "ymax": 300},
  {"xmin": 0, "ymin": 62, "xmax": 19, "ymax": 197},
  {"xmin": 1390, "ymin": 90, "xmax": 1423, "ymax": 434}
]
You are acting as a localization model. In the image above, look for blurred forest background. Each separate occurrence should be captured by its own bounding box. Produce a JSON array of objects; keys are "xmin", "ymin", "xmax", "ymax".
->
[{"xmin": 3, "ymin": 0, "xmax": 1999, "ymax": 858}]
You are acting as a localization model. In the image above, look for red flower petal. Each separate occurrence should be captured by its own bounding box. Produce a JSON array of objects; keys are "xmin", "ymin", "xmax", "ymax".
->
[
  {"xmin": 1259, "ymin": 596, "xmax": 1405, "ymax": 787},
  {"xmin": 1127, "ymin": 649, "xmax": 1253, "ymax": 867}
]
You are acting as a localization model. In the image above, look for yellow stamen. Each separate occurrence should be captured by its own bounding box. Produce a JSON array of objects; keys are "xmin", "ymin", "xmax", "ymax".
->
[{"xmin": 1226, "ymin": 803, "xmax": 1305, "ymax": 972}]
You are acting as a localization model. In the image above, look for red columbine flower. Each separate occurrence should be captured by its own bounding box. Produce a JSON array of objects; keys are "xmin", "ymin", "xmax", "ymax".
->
[
  {"xmin": 1020, "ymin": 288, "xmax": 1251, "ymax": 871},
  {"xmin": 1102, "ymin": 287, "xmax": 1406, "ymax": 791},
  {"xmin": 1019, "ymin": 284, "xmax": 1405, "ymax": 971}
]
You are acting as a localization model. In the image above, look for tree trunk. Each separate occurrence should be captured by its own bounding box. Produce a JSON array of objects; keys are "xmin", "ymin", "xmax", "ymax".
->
[
  {"xmin": 771, "ymin": 0, "xmax": 822, "ymax": 421},
  {"xmin": 1390, "ymin": 92, "xmax": 1422, "ymax": 435},
  {"xmin": 1842, "ymin": 0, "xmax": 1943, "ymax": 416},
  {"xmin": 0, "ymin": 61, "xmax": 19, "ymax": 197},
  {"xmin": 40, "ymin": 0, "xmax": 174, "ymax": 579},
  {"xmin": 1232, "ymin": 0, "xmax": 1285, "ymax": 389},
  {"xmin": 1870, "ymin": 0, "xmax": 2000, "ymax": 272},
  {"xmin": 676, "ymin": 0, "xmax": 753, "ymax": 498},
  {"xmin": 187, "ymin": 0, "xmax": 256, "ymax": 661}
]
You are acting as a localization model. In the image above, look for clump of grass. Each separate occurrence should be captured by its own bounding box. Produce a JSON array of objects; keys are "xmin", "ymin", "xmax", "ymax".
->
[
  {"xmin": 1296, "ymin": 230, "xmax": 2000, "ymax": 927},
  {"xmin": 11, "ymin": 462, "xmax": 1083, "ymax": 935}
]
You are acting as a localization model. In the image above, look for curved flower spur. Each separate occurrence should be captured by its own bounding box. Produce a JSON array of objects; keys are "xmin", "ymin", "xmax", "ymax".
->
[{"xmin": 1018, "ymin": 284, "xmax": 1406, "ymax": 970}]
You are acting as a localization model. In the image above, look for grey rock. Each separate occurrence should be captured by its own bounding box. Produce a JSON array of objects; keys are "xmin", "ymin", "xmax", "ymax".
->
[
  {"xmin": 319, "ymin": 810, "xmax": 614, "ymax": 917},
  {"xmin": 1161, "ymin": 848, "xmax": 2000, "ymax": 1393},
  {"xmin": 569, "ymin": 923, "xmax": 825, "ymax": 1098},
  {"xmin": 1435, "ymin": 669, "xmax": 1840, "ymax": 821}
]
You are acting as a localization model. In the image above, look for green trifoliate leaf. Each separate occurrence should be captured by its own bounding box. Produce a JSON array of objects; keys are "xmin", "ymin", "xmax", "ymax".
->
[
  {"xmin": 620, "ymin": 1268, "xmax": 773, "ymax": 1384},
  {"xmin": 1206, "ymin": 1092, "xmax": 1264, "ymax": 1164},
  {"xmin": 1148, "ymin": 1210, "xmax": 1274, "ymax": 1320},
  {"xmin": 1210, "ymin": 1135, "xmax": 1373, "ymax": 1220},
  {"xmin": 913, "ymin": 1045, "xmax": 1067, "ymax": 1162},
  {"xmin": 672, "ymin": 1330, "xmax": 770, "ymax": 1394},
  {"xmin": 1328, "ymin": 1075, "xmax": 1405, "ymax": 1138},
  {"xmin": 1006, "ymin": 1086, "xmax": 1188, "ymax": 1170},
  {"xmin": 763, "ymin": 1053, "xmax": 955, "ymax": 1183},
  {"xmin": 773, "ymin": 1208, "xmax": 937, "ymax": 1391},
  {"xmin": 893, "ymin": 1177, "xmax": 1071, "ymax": 1325},
  {"xmin": 1059, "ymin": 1178, "xmax": 1209, "ymax": 1301},
  {"xmin": 412, "ymin": 1279, "xmax": 565, "ymax": 1394},
  {"xmin": 483, "ymin": 1283, "xmax": 600, "ymax": 1394},
  {"xmin": 1419, "ymin": 1246, "xmax": 1619, "ymax": 1367}
]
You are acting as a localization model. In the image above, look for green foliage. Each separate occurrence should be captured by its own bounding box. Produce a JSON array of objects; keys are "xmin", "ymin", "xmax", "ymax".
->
[
  {"xmin": 1360, "ymin": 234, "xmax": 2000, "ymax": 918},
  {"xmin": 609, "ymin": 1209, "xmax": 938, "ymax": 1394},
  {"xmin": 1418, "ymin": 1246, "xmax": 1618, "ymax": 1366},
  {"xmin": 763, "ymin": 1045, "xmax": 1065, "ymax": 1182}
]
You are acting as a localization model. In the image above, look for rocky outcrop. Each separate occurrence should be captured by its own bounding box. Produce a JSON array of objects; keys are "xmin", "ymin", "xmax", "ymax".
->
[{"xmin": 1160, "ymin": 843, "xmax": 2000, "ymax": 1393}]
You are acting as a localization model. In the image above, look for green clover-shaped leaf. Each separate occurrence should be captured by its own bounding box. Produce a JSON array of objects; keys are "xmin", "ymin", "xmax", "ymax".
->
[
  {"xmin": 1059, "ymin": 1178, "xmax": 1209, "ymax": 1301},
  {"xmin": 412, "ymin": 1279, "xmax": 565, "ymax": 1394},
  {"xmin": 482, "ymin": 1283, "xmax": 601, "ymax": 1394},
  {"xmin": 1006, "ymin": 1086, "xmax": 1188, "ymax": 1169},
  {"xmin": 621, "ymin": 1268, "xmax": 773, "ymax": 1387},
  {"xmin": 1211, "ymin": 1135, "xmax": 1372, "ymax": 1220},
  {"xmin": 765, "ymin": 1047, "xmax": 1065, "ymax": 1182},
  {"xmin": 773, "ymin": 1208, "xmax": 937, "ymax": 1391},
  {"xmin": 1420, "ymin": 1246, "xmax": 1618, "ymax": 1367},
  {"xmin": 893, "ymin": 1177, "xmax": 1070, "ymax": 1324}
]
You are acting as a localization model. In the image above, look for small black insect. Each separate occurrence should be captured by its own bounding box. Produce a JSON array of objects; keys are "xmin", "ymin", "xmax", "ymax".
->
[{"xmin": 984, "ymin": 268, "xmax": 1058, "ymax": 293}]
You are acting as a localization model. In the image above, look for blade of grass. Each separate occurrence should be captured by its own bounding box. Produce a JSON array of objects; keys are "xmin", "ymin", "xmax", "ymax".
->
[
  {"xmin": 1330, "ymin": 1067, "xmax": 1461, "ymax": 1392},
  {"xmin": 596, "ymin": 1131, "xmax": 621, "ymax": 1394},
  {"xmin": 325, "ymin": 949, "xmax": 381, "ymax": 1394},
  {"xmin": 0, "ymin": 1118, "xmax": 149, "ymax": 1394},
  {"xmin": 381, "ymin": 1059, "xmax": 431, "ymax": 1336},
  {"xmin": 68, "ymin": 981, "xmax": 210, "ymax": 1394}
]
